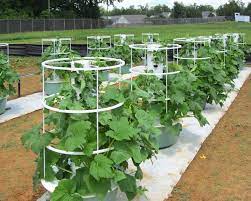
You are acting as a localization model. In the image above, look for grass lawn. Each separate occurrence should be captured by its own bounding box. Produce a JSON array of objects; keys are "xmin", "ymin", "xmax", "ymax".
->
[{"xmin": 0, "ymin": 21, "xmax": 251, "ymax": 44}]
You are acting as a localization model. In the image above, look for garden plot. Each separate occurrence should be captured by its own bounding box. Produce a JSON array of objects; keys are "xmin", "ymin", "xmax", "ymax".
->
[{"xmin": 0, "ymin": 31, "xmax": 250, "ymax": 201}]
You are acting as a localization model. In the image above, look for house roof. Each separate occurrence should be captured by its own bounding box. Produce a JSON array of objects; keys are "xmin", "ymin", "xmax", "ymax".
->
[
  {"xmin": 122, "ymin": 15, "xmax": 147, "ymax": 24},
  {"xmin": 107, "ymin": 15, "xmax": 147, "ymax": 24},
  {"xmin": 202, "ymin": 11, "xmax": 216, "ymax": 18}
]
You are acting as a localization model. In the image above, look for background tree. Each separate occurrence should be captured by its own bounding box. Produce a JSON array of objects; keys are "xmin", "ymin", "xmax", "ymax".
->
[
  {"xmin": 217, "ymin": 0, "xmax": 245, "ymax": 16},
  {"xmin": 0, "ymin": 0, "xmax": 123, "ymax": 19},
  {"xmin": 101, "ymin": 4, "xmax": 171, "ymax": 17},
  {"xmin": 0, "ymin": 0, "xmax": 249, "ymax": 19},
  {"xmin": 171, "ymin": 2, "xmax": 186, "ymax": 18},
  {"xmin": 244, "ymin": 2, "xmax": 251, "ymax": 16}
]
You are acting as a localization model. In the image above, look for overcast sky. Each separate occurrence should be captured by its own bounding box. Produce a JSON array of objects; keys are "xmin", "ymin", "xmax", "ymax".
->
[{"xmin": 102, "ymin": 0, "xmax": 250, "ymax": 9}]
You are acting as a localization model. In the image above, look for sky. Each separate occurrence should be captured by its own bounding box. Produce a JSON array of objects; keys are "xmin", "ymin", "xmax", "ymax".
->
[{"xmin": 102, "ymin": 0, "xmax": 250, "ymax": 9}]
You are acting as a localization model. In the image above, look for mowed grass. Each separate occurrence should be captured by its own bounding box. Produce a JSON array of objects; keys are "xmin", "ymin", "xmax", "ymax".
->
[{"xmin": 0, "ymin": 21, "xmax": 251, "ymax": 44}]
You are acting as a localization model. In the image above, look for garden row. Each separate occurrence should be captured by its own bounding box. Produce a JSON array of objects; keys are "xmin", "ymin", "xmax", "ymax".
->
[{"xmin": 0, "ymin": 32, "xmax": 247, "ymax": 201}]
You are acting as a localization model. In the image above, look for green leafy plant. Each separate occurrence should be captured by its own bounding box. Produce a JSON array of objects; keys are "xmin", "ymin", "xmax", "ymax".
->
[
  {"xmin": 88, "ymin": 37, "xmax": 110, "ymax": 49},
  {"xmin": 88, "ymin": 46, "xmax": 143, "ymax": 76},
  {"xmin": 210, "ymin": 35, "xmax": 245, "ymax": 84},
  {"xmin": 178, "ymin": 44, "xmax": 231, "ymax": 106},
  {"xmin": 22, "ymin": 64, "xmax": 159, "ymax": 201},
  {"xmin": 41, "ymin": 40, "xmax": 80, "ymax": 81},
  {"xmin": 153, "ymin": 50, "xmax": 166, "ymax": 65},
  {"xmin": 143, "ymin": 34, "xmax": 159, "ymax": 44},
  {"xmin": 114, "ymin": 36, "xmax": 134, "ymax": 46},
  {"xmin": 112, "ymin": 46, "xmax": 142, "ymax": 66},
  {"xmin": 0, "ymin": 52, "xmax": 19, "ymax": 98},
  {"xmin": 225, "ymin": 40, "xmax": 245, "ymax": 81},
  {"xmin": 130, "ymin": 71, "xmax": 208, "ymax": 134}
]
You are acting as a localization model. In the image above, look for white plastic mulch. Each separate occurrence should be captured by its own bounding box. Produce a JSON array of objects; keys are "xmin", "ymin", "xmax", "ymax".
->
[{"xmin": 0, "ymin": 92, "xmax": 42, "ymax": 124}]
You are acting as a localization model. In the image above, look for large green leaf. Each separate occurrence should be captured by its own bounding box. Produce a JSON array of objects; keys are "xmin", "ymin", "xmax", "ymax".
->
[
  {"xmin": 110, "ymin": 150, "xmax": 131, "ymax": 164},
  {"xmin": 118, "ymin": 174, "xmax": 138, "ymax": 201},
  {"xmin": 21, "ymin": 126, "xmax": 53, "ymax": 154},
  {"xmin": 114, "ymin": 170, "xmax": 126, "ymax": 182},
  {"xmin": 114, "ymin": 142, "xmax": 144, "ymax": 164},
  {"xmin": 99, "ymin": 112, "xmax": 112, "ymax": 126},
  {"xmin": 135, "ymin": 109, "xmax": 157, "ymax": 131},
  {"xmin": 51, "ymin": 179, "xmax": 83, "ymax": 201},
  {"xmin": 64, "ymin": 121, "xmax": 91, "ymax": 151},
  {"xmin": 101, "ymin": 86, "xmax": 125, "ymax": 103},
  {"xmin": 106, "ymin": 117, "xmax": 138, "ymax": 141},
  {"xmin": 90, "ymin": 155, "xmax": 114, "ymax": 181}
]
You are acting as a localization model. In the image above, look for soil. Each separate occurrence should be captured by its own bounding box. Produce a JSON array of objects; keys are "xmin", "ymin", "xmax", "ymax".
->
[
  {"xmin": 10, "ymin": 56, "xmax": 42, "ymax": 99},
  {"xmin": 0, "ymin": 111, "xmax": 44, "ymax": 201},
  {"xmin": 166, "ymin": 75, "xmax": 251, "ymax": 201}
]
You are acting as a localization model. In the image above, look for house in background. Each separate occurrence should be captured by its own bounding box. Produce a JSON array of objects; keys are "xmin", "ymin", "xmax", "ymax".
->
[
  {"xmin": 148, "ymin": 12, "xmax": 171, "ymax": 19},
  {"xmin": 202, "ymin": 11, "xmax": 217, "ymax": 18},
  {"xmin": 103, "ymin": 15, "xmax": 147, "ymax": 27}
]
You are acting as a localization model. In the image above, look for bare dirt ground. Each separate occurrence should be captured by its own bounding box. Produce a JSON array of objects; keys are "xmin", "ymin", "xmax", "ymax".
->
[
  {"xmin": 10, "ymin": 56, "xmax": 42, "ymax": 99},
  {"xmin": 167, "ymin": 75, "xmax": 251, "ymax": 201},
  {"xmin": 0, "ymin": 111, "xmax": 43, "ymax": 201}
]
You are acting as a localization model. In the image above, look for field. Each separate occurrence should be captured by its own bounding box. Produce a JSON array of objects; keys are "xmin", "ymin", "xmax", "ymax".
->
[{"xmin": 0, "ymin": 21, "xmax": 251, "ymax": 44}]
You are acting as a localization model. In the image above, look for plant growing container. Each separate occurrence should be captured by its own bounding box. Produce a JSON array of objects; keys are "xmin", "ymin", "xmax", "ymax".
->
[
  {"xmin": 44, "ymin": 80, "xmax": 65, "ymax": 95},
  {"xmin": 157, "ymin": 126, "xmax": 180, "ymax": 149},
  {"xmin": 0, "ymin": 97, "xmax": 7, "ymax": 114},
  {"xmin": 0, "ymin": 43, "xmax": 18, "ymax": 115}
]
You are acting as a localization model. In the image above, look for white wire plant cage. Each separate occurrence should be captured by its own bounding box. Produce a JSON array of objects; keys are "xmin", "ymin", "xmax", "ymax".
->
[
  {"xmin": 41, "ymin": 38, "xmax": 73, "ymax": 96},
  {"xmin": 0, "ymin": 43, "xmax": 10, "ymax": 63},
  {"xmin": 113, "ymin": 34, "xmax": 134, "ymax": 47},
  {"xmin": 173, "ymin": 37, "xmax": 211, "ymax": 66},
  {"xmin": 129, "ymin": 43, "xmax": 181, "ymax": 148},
  {"xmin": 42, "ymin": 38, "xmax": 72, "ymax": 56},
  {"xmin": 142, "ymin": 33, "xmax": 160, "ymax": 44},
  {"xmin": 224, "ymin": 33, "xmax": 246, "ymax": 47},
  {"xmin": 173, "ymin": 37, "xmax": 212, "ymax": 111},
  {"xmin": 41, "ymin": 56, "xmax": 125, "ymax": 199},
  {"xmin": 87, "ymin": 36, "xmax": 112, "ymax": 54},
  {"xmin": 209, "ymin": 35, "xmax": 228, "ymax": 68}
]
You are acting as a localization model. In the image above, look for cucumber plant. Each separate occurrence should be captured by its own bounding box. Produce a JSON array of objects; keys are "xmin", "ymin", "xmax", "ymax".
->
[
  {"xmin": 178, "ymin": 44, "xmax": 231, "ymax": 106},
  {"xmin": 41, "ymin": 40, "xmax": 80, "ymax": 81},
  {"xmin": 22, "ymin": 61, "xmax": 160, "ymax": 201},
  {"xmin": 0, "ymin": 52, "xmax": 19, "ymax": 98},
  {"xmin": 130, "ymin": 69, "xmax": 208, "ymax": 140}
]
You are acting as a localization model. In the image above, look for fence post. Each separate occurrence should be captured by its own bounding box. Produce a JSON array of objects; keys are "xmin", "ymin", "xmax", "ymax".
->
[
  {"xmin": 6, "ymin": 20, "xmax": 9, "ymax": 34},
  {"xmin": 32, "ymin": 19, "xmax": 34, "ymax": 32},
  {"xmin": 64, "ymin": 19, "xmax": 66, "ymax": 30},
  {"xmin": 74, "ymin": 18, "xmax": 76, "ymax": 30},
  {"xmin": 53, "ymin": 19, "xmax": 55, "ymax": 31},
  {"xmin": 20, "ymin": 19, "xmax": 21, "ymax": 32}
]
